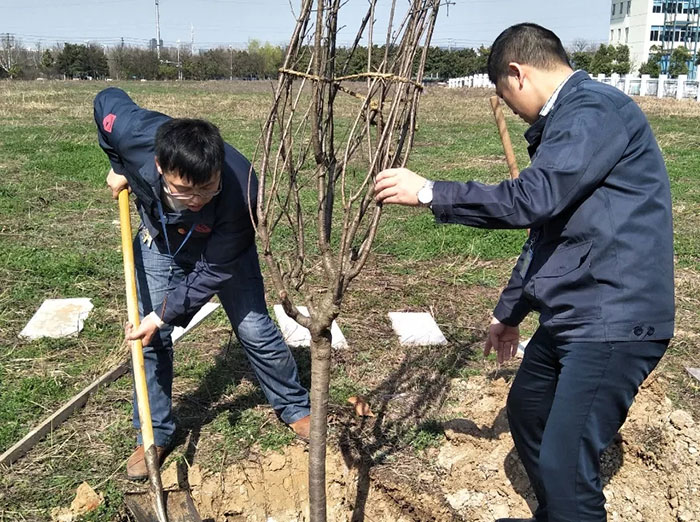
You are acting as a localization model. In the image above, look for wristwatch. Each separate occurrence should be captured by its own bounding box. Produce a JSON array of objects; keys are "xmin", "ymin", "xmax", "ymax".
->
[{"xmin": 417, "ymin": 179, "xmax": 435, "ymax": 207}]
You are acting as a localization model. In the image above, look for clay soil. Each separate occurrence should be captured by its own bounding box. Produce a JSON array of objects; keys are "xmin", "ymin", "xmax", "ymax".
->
[{"xmin": 153, "ymin": 367, "xmax": 698, "ymax": 522}]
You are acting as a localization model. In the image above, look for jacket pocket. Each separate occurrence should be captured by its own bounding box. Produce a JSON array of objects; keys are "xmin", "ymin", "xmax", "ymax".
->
[{"xmin": 533, "ymin": 240, "xmax": 601, "ymax": 322}]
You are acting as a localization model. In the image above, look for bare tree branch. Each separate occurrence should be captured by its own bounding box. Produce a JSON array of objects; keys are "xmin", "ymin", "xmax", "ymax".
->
[{"xmin": 251, "ymin": 3, "xmax": 441, "ymax": 517}]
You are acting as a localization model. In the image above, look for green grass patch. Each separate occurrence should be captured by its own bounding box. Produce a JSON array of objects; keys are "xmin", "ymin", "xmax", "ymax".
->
[{"xmin": 210, "ymin": 408, "xmax": 295, "ymax": 459}]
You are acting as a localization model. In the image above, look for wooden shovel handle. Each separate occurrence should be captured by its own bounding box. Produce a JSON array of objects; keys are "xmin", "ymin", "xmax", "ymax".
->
[
  {"xmin": 489, "ymin": 96, "xmax": 520, "ymax": 180},
  {"xmin": 490, "ymin": 97, "xmax": 530, "ymax": 234},
  {"xmin": 118, "ymin": 189, "xmax": 156, "ymax": 450}
]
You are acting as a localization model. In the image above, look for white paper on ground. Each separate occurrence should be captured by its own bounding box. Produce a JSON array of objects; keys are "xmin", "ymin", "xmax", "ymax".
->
[
  {"xmin": 516, "ymin": 337, "xmax": 531, "ymax": 359},
  {"xmin": 273, "ymin": 304, "xmax": 348, "ymax": 349},
  {"xmin": 171, "ymin": 302, "xmax": 221, "ymax": 343},
  {"xmin": 388, "ymin": 312, "xmax": 447, "ymax": 346},
  {"xmin": 686, "ymin": 367, "xmax": 700, "ymax": 383},
  {"xmin": 19, "ymin": 298, "xmax": 94, "ymax": 340}
]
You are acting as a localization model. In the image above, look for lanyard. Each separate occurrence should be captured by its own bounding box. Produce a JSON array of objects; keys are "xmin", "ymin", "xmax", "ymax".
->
[{"xmin": 155, "ymin": 199, "xmax": 195, "ymax": 262}]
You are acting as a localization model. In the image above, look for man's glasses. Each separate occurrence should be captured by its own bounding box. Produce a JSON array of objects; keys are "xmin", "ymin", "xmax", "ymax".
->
[{"xmin": 162, "ymin": 178, "xmax": 222, "ymax": 200}]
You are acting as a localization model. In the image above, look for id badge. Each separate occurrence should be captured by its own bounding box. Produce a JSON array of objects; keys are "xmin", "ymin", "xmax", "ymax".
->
[{"xmin": 519, "ymin": 246, "xmax": 534, "ymax": 279}]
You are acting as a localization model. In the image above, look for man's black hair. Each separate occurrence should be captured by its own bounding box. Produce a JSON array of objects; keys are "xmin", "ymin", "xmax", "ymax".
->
[
  {"xmin": 155, "ymin": 118, "xmax": 225, "ymax": 185},
  {"xmin": 487, "ymin": 23, "xmax": 571, "ymax": 85}
]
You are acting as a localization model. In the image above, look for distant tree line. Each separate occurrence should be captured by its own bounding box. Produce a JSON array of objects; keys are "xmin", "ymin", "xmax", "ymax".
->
[
  {"xmin": 2, "ymin": 33, "xmax": 696, "ymax": 82},
  {"xmin": 423, "ymin": 45, "xmax": 490, "ymax": 79},
  {"xmin": 1, "ymin": 34, "xmax": 491, "ymax": 81},
  {"xmin": 0, "ymin": 37, "xmax": 287, "ymax": 80},
  {"xmin": 568, "ymin": 39, "xmax": 698, "ymax": 78},
  {"xmin": 569, "ymin": 41, "xmax": 633, "ymax": 75},
  {"xmin": 638, "ymin": 45, "xmax": 698, "ymax": 77}
]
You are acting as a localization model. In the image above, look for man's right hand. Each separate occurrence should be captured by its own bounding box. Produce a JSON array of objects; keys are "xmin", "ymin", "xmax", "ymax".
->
[
  {"xmin": 106, "ymin": 168, "xmax": 129, "ymax": 199},
  {"xmin": 484, "ymin": 316, "xmax": 520, "ymax": 364}
]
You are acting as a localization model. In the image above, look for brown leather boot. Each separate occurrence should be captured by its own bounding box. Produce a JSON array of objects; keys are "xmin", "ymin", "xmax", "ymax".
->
[
  {"xmin": 126, "ymin": 445, "xmax": 168, "ymax": 481},
  {"xmin": 289, "ymin": 415, "xmax": 310, "ymax": 442}
]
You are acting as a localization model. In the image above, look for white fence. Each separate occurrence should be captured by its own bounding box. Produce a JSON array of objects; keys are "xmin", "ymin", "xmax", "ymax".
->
[{"xmin": 447, "ymin": 73, "xmax": 700, "ymax": 102}]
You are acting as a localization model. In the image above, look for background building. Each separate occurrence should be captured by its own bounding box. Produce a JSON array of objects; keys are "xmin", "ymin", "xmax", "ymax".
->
[{"xmin": 609, "ymin": 0, "xmax": 699, "ymax": 78}]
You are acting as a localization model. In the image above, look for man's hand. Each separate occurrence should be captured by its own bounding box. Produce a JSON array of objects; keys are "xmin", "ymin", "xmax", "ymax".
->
[
  {"xmin": 125, "ymin": 314, "xmax": 161, "ymax": 347},
  {"xmin": 374, "ymin": 167, "xmax": 427, "ymax": 206},
  {"xmin": 106, "ymin": 168, "xmax": 129, "ymax": 199},
  {"xmin": 484, "ymin": 316, "xmax": 520, "ymax": 364}
]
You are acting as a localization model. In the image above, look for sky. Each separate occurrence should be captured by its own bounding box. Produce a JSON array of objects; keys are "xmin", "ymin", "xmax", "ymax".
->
[{"xmin": 1, "ymin": 0, "xmax": 612, "ymax": 51}]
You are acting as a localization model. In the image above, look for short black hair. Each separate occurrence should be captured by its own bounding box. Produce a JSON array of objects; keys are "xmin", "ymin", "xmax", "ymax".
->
[
  {"xmin": 487, "ymin": 23, "xmax": 571, "ymax": 85},
  {"xmin": 155, "ymin": 118, "xmax": 225, "ymax": 185}
]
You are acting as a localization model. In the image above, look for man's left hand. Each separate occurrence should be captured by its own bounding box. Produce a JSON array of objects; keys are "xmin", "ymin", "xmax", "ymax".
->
[
  {"xmin": 125, "ymin": 314, "xmax": 161, "ymax": 347},
  {"xmin": 484, "ymin": 316, "xmax": 520, "ymax": 364},
  {"xmin": 374, "ymin": 167, "xmax": 427, "ymax": 206}
]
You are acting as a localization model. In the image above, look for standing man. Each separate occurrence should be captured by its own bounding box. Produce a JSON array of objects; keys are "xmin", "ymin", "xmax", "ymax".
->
[
  {"xmin": 375, "ymin": 24, "xmax": 674, "ymax": 522},
  {"xmin": 94, "ymin": 87, "xmax": 310, "ymax": 480}
]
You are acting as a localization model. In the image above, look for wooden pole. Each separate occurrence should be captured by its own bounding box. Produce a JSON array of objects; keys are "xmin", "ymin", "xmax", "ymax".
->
[
  {"xmin": 0, "ymin": 302, "xmax": 218, "ymax": 466},
  {"xmin": 0, "ymin": 361, "xmax": 129, "ymax": 467},
  {"xmin": 489, "ymin": 95, "xmax": 519, "ymax": 180},
  {"xmin": 490, "ymin": 96, "xmax": 530, "ymax": 234}
]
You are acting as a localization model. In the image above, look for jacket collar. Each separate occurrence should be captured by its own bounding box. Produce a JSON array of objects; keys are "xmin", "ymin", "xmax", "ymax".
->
[{"xmin": 523, "ymin": 70, "xmax": 591, "ymax": 154}]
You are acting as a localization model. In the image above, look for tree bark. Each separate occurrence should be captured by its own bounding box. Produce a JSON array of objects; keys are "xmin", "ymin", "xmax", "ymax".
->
[{"xmin": 308, "ymin": 327, "xmax": 333, "ymax": 522}]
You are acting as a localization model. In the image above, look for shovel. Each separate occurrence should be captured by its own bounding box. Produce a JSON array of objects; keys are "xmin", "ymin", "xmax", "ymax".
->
[{"xmin": 118, "ymin": 189, "xmax": 202, "ymax": 522}]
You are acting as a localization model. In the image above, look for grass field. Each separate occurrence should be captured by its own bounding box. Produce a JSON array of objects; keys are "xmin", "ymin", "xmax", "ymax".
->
[{"xmin": 0, "ymin": 80, "xmax": 698, "ymax": 520}]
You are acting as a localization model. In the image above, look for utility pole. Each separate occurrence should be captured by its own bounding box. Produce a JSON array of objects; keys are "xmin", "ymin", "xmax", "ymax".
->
[
  {"xmin": 3, "ymin": 33, "xmax": 14, "ymax": 71},
  {"xmin": 177, "ymin": 39, "xmax": 182, "ymax": 80},
  {"xmin": 154, "ymin": 0, "xmax": 162, "ymax": 59},
  {"xmin": 190, "ymin": 23, "xmax": 194, "ymax": 54},
  {"xmin": 229, "ymin": 45, "xmax": 233, "ymax": 80},
  {"xmin": 691, "ymin": 0, "xmax": 699, "ymax": 79}
]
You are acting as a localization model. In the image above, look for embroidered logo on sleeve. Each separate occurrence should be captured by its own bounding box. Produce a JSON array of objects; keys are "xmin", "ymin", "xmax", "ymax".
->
[
  {"xmin": 103, "ymin": 113, "xmax": 116, "ymax": 133},
  {"xmin": 194, "ymin": 224, "xmax": 212, "ymax": 234}
]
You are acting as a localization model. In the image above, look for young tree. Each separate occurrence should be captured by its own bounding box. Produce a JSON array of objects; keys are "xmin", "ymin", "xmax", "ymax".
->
[
  {"xmin": 571, "ymin": 50, "xmax": 593, "ymax": 72},
  {"xmin": 669, "ymin": 45, "xmax": 692, "ymax": 77},
  {"xmin": 0, "ymin": 33, "xmax": 23, "ymax": 79},
  {"xmin": 252, "ymin": 1, "xmax": 440, "ymax": 520},
  {"xmin": 40, "ymin": 49, "xmax": 57, "ymax": 78},
  {"xmin": 251, "ymin": 40, "xmax": 285, "ymax": 78},
  {"xmin": 588, "ymin": 44, "xmax": 630, "ymax": 76},
  {"xmin": 227, "ymin": 48, "xmax": 263, "ymax": 79},
  {"xmin": 55, "ymin": 43, "xmax": 109, "ymax": 79},
  {"xmin": 568, "ymin": 39, "xmax": 595, "ymax": 72},
  {"xmin": 639, "ymin": 45, "xmax": 663, "ymax": 77},
  {"xmin": 612, "ymin": 44, "xmax": 631, "ymax": 74},
  {"xmin": 590, "ymin": 44, "xmax": 615, "ymax": 75}
]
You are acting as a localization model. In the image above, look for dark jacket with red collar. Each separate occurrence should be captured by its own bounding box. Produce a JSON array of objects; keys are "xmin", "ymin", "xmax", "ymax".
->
[
  {"xmin": 430, "ymin": 71, "xmax": 674, "ymax": 342},
  {"xmin": 94, "ymin": 87, "xmax": 257, "ymax": 327}
]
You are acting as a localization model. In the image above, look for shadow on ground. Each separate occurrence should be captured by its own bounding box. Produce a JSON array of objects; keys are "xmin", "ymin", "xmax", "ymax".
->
[
  {"xmin": 336, "ymin": 334, "xmax": 486, "ymax": 521},
  {"xmin": 169, "ymin": 335, "xmax": 312, "ymax": 466}
]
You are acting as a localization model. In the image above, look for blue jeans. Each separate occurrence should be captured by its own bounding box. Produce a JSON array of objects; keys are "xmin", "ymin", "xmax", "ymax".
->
[
  {"xmin": 507, "ymin": 327, "xmax": 667, "ymax": 522},
  {"xmin": 132, "ymin": 227, "xmax": 310, "ymax": 447}
]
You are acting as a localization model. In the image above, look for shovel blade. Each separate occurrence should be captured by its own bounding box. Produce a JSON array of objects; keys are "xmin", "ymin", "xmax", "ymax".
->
[{"xmin": 125, "ymin": 489, "xmax": 202, "ymax": 522}]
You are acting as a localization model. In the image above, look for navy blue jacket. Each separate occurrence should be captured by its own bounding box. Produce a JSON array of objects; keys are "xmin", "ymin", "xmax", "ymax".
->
[
  {"xmin": 94, "ymin": 87, "xmax": 258, "ymax": 327},
  {"xmin": 431, "ymin": 71, "xmax": 674, "ymax": 342}
]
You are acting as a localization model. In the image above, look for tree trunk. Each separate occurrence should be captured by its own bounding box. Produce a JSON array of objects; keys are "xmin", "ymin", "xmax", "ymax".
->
[{"xmin": 309, "ymin": 327, "xmax": 333, "ymax": 522}]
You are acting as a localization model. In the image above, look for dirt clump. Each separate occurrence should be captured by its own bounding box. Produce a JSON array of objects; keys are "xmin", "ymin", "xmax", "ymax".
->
[{"xmin": 433, "ymin": 373, "xmax": 700, "ymax": 522}]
